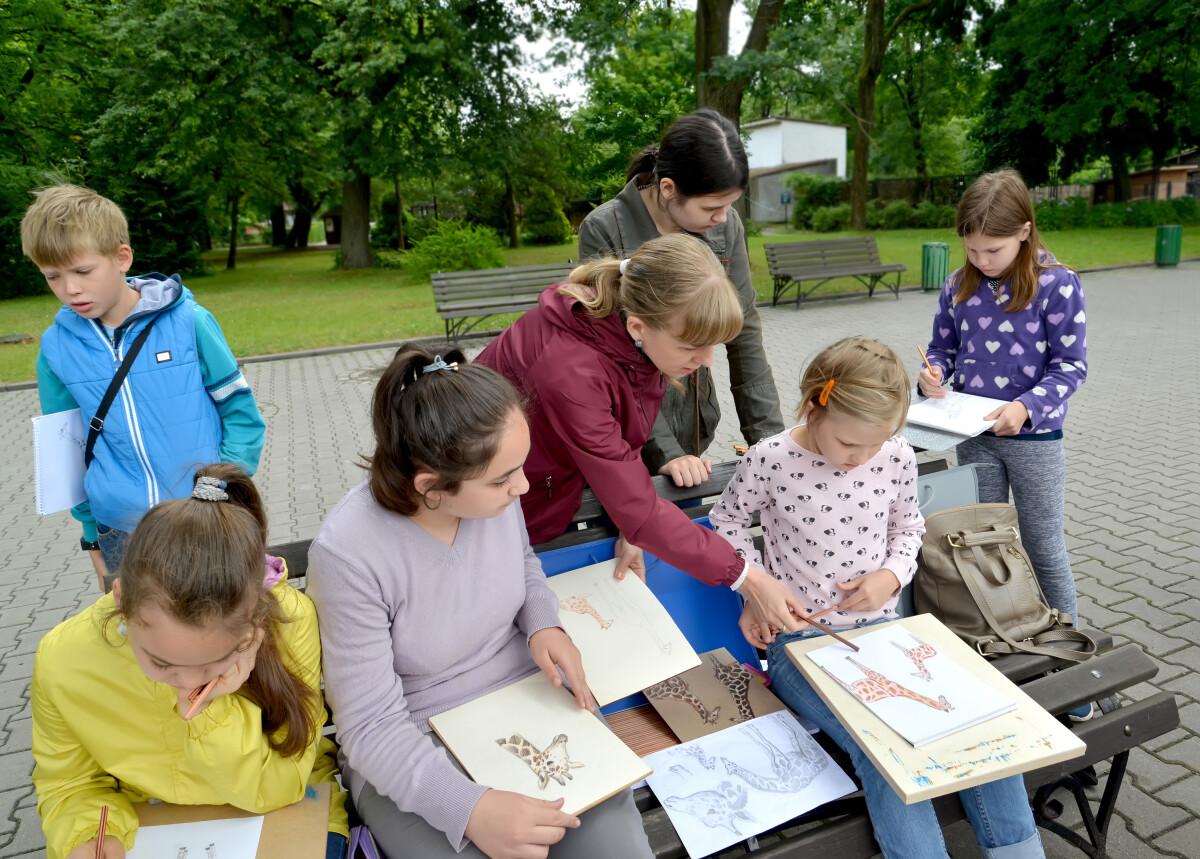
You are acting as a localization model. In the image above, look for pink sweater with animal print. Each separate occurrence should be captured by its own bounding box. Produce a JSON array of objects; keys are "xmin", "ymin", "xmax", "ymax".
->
[{"xmin": 709, "ymin": 431, "xmax": 925, "ymax": 629}]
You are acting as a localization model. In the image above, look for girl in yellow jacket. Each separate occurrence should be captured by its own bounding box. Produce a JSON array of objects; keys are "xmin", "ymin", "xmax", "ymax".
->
[{"xmin": 32, "ymin": 464, "xmax": 349, "ymax": 859}]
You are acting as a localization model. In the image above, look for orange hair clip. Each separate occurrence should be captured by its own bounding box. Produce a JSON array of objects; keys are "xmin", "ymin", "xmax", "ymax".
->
[{"xmin": 818, "ymin": 379, "xmax": 836, "ymax": 406}]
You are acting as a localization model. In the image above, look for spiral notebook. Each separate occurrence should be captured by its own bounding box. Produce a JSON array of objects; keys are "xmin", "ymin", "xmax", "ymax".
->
[{"xmin": 32, "ymin": 409, "xmax": 88, "ymax": 514}]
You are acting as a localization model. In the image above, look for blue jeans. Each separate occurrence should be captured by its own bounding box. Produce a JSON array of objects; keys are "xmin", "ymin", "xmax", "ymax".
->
[
  {"xmin": 96, "ymin": 523, "xmax": 130, "ymax": 593},
  {"xmin": 766, "ymin": 623, "xmax": 1044, "ymax": 859}
]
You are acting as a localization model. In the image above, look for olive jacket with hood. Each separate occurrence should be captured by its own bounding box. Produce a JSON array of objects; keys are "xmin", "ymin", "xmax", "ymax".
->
[
  {"xmin": 476, "ymin": 284, "xmax": 745, "ymax": 587},
  {"xmin": 577, "ymin": 179, "xmax": 784, "ymax": 472}
]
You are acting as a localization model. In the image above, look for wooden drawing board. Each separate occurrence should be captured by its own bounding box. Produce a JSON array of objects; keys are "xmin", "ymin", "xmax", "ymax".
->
[
  {"xmin": 785, "ymin": 614, "xmax": 1085, "ymax": 804},
  {"xmin": 132, "ymin": 782, "xmax": 329, "ymax": 859},
  {"xmin": 644, "ymin": 648, "xmax": 790, "ymax": 742}
]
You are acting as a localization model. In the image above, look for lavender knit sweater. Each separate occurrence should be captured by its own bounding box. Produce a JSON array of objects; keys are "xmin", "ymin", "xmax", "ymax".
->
[
  {"xmin": 306, "ymin": 482, "xmax": 562, "ymax": 851},
  {"xmin": 924, "ymin": 257, "xmax": 1087, "ymax": 435}
]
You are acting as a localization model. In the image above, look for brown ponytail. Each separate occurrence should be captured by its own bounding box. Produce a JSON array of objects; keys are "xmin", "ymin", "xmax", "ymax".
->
[{"xmin": 115, "ymin": 463, "xmax": 318, "ymax": 759}]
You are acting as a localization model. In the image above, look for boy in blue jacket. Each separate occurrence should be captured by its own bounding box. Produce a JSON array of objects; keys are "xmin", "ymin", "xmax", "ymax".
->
[{"xmin": 22, "ymin": 184, "xmax": 266, "ymax": 592}]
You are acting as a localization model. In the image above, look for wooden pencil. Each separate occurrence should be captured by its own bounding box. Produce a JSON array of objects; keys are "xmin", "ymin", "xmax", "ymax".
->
[
  {"xmin": 95, "ymin": 804, "xmax": 108, "ymax": 859},
  {"xmin": 184, "ymin": 677, "xmax": 219, "ymax": 720}
]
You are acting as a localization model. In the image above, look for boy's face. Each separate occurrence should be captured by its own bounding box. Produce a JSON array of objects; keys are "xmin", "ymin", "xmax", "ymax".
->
[{"xmin": 39, "ymin": 245, "xmax": 138, "ymax": 327}]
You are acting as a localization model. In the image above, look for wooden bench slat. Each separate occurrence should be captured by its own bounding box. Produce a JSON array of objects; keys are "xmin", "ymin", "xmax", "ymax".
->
[
  {"xmin": 431, "ymin": 263, "xmax": 575, "ymax": 281},
  {"xmin": 764, "ymin": 236, "xmax": 906, "ymax": 308},
  {"xmin": 430, "ymin": 263, "xmax": 576, "ymax": 341}
]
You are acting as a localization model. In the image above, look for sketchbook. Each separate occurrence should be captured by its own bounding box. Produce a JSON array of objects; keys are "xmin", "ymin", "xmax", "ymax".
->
[
  {"xmin": 546, "ymin": 559, "xmax": 700, "ymax": 706},
  {"xmin": 905, "ymin": 391, "xmax": 1010, "ymax": 437},
  {"xmin": 32, "ymin": 409, "xmax": 88, "ymax": 515},
  {"xmin": 127, "ymin": 815, "xmax": 264, "ymax": 858},
  {"xmin": 429, "ymin": 672, "xmax": 652, "ymax": 816},
  {"xmin": 806, "ymin": 624, "xmax": 1016, "ymax": 748},
  {"xmin": 645, "ymin": 711, "xmax": 856, "ymax": 859}
]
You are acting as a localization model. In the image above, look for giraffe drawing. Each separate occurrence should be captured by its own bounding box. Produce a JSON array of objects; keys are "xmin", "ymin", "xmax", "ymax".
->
[
  {"xmin": 833, "ymin": 656, "xmax": 953, "ymax": 712},
  {"xmin": 891, "ymin": 633, "xmax": 938, "ymax": 681},
  {"xmin": 662, "ymin": 781, "xmax": 754, "ymax": 835},
  {"xmin": 645, "ymin": 676, "xmax": 721, "ymax": 725},
  {"xmin": 495, "ymin": 733, "xmax": 585, "ymax": 789},
  {"xmin": 721, "ymin": 722, "xmax": 828, "ymax": 793},
  {"xmin": 709, "ymin": 654, "xmax": 755, "ymax": 723},
  {"xmin": 667, "ymin": 744, "xmax": 717, "ymax": 771},
  {"xmin": 558, "ymin": 594, "xmax": 613, "ymax": 629}
]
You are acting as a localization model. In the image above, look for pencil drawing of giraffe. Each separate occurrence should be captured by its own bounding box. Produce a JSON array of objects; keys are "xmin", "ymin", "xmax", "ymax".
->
[
  {"xmin": 891, "ymin": 633, "xmax": 938, "ymax": 681},
  {"xmin": 668, "ymin": 744, "xmax": 717, "ymax": 770},
  {"xmin": 645, "ymin": 676, "xmax": 721, "ymax": 725},
  {"xmin": 558, "ymin": 593, "xmax": 613, "ymax": 629},
  {"xmin": 709, "ymin": 654, "xmax": 755, "ymax": 723},
  {"xmin": 496, "ymin": 733, "xmax": 585, "ymax": 789},
  {"xmin": 834, "ymin": 656, "xmax": 953, "ymax": 712},
  {"xmin": 721, "ymin": 722, "xmax": 828, "ymax": 793},
  {"xmin": 662, "ymin": 781, "xmax": 754, "ymax": 835}
]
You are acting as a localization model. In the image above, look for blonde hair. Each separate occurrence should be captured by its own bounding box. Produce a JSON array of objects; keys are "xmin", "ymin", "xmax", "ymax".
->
[
  {"xmin": 799, "ymin": 337, "xmax": 910, "ymax": 433},
  {"xmin": 20, "ymin": 184, "xmax": 130, "ymax": 268},
  {"xmin": 562, "ymin": 233, "xmax": 743, "ymax": 347},
  {"xmin": 954, "ymin": 169, "xmax": 1062, "ymax": 313}
]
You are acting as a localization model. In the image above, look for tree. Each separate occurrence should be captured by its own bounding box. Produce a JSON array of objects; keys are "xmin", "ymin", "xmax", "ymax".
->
[{"xmin": 695, "ymin": 0, "xmax": 786, "ymax": 125}]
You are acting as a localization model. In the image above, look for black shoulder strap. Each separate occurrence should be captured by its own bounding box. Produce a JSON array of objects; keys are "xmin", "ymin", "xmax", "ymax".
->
[{"xmin": 85, "ymin": 315, "xmax": 160, "ymax": 467}]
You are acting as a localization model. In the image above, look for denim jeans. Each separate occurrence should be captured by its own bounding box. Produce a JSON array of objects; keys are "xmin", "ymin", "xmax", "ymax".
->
[
  {"xmin": 766, "ymin": 623, "xmax": 1044, "ymax": 859},
  {"xmin": 96, "ymin": 523, "xmax": 130, "ymax": 593}
]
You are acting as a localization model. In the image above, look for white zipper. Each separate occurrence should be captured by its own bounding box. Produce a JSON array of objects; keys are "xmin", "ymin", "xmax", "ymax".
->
[{"xmin": 90, "ymin": 320, "xmax": 160, "ymax": 510}]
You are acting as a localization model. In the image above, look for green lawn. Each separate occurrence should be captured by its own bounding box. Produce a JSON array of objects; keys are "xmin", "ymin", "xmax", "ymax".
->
[{"xmin": 1, "ymin": 226, "xmax": 1194, "ymax": 384}]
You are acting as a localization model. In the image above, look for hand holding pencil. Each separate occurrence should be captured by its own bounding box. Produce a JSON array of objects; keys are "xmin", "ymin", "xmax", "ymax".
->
[
  {"xmin": 176, "ymin": 626, "xmax": 266, "ymax": 721},
  {"xmin": 917, "ymin": 346, "xmax": 947, "ymax": 399}
]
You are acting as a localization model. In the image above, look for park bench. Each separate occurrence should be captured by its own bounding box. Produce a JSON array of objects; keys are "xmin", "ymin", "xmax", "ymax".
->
[
  {"xmin": 764, "ymin": 236, "xmax": 906, "ymax": 308},
  {"xmin": 270, "ymin": 460, "xmax": 1178, "ymax": 858},
  {"xmin": 431, "ymin": 262, "xmax": 576, "ymax": 342}
]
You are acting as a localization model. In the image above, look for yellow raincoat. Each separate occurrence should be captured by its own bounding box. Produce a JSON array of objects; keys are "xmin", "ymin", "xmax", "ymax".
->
[{"xmin": 32, "ymin": 568, "xmax": 348, "ymax": 859}]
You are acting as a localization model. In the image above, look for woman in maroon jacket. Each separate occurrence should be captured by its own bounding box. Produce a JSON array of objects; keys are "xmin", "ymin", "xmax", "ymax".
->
[{"xmin": 476, "ymin": 233, "xmax": 808, "ymax": 634}]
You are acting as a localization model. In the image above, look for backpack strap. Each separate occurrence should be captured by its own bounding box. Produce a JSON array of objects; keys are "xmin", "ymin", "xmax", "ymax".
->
[{"xmin": 84, "ymin": 315, "xmax": 161, "ymax": 467}]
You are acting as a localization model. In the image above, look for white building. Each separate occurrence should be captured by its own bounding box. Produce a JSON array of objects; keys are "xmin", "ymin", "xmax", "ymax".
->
[{"xmin": 741, "ymin": 117, "xmax": 848, "ymax": 223}]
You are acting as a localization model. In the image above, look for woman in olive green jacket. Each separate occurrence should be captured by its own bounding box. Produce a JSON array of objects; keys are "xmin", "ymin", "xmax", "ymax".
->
[{"xmin": 578, "ymin": 109, "xmax": 784, "ymax": 489}]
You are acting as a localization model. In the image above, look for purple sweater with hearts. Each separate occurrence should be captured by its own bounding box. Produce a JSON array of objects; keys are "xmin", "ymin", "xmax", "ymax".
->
[{"xmin": 924, "ymin": 255, "xmax": 1087, "ymax": 436}]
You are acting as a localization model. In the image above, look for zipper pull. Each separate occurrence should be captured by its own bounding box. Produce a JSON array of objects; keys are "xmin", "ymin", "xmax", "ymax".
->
[{"xmin": 544, "ymin": 476, "xmax": 552, "ymax": 500}]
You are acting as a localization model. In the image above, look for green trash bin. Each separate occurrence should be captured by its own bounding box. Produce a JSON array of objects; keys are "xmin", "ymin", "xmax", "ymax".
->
[
  {"xmin": 1156, "ymin": 224, "xmax": 1182, "ymax": 267},
  {"xmin": 922, "ymin": 242, "xmax": 950, "ymax": 291}
]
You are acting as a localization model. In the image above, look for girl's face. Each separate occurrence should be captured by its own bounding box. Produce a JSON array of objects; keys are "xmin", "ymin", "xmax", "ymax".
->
[
  {"xmin": 962, "ymin": 224, "xmax": 1030, "ymax": 279},
  {"xmin": 662, "ymin": 183, "xmax": 743, "ymax": 234},
  {"xmin": 804, "ymin": 406, "xmax": 894, "ymax": 471},
  {"xmin": 626, "ymin": 315, "xmax": 717, "ymax": 380},
  {"xmin": 122, "ymin": 599, "xmax": 250, "ymax": 695},
  {"xmin": 424, "ymin": 410, "xmax": 531, "ymax": 520}
]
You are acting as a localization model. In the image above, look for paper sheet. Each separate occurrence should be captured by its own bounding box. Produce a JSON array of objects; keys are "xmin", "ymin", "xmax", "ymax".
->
[
  {"xmin": 31, "ymin": 409, "xmax": 87, "ymax": 514},
  {"xmin": 127, "ymin": 815, "xmax": 265, "ymax": 859},
  {"xmin": 905, "ymin": 391, "xmax": 1011, "ymax": 437}
]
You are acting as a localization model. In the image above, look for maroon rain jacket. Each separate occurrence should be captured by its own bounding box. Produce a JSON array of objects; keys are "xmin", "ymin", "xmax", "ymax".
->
[{"xmin": 476, "ymin": 285, "xmax": 743, "ymax": 587}]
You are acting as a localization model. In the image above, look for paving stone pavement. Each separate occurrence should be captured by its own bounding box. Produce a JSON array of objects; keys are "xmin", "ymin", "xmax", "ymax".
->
[{"xmin": 0, "ymin": 262, "xmax": 1195, "ymax": 857}]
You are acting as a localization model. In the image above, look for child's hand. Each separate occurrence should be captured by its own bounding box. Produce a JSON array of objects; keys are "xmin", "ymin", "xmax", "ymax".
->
[
  {"xmin": 738, "ymin": 602, "xmax": 775, "ymax": 649},
  {"xmin": 983, "ymin": 401, "xmax": 1031, "ymax": 436},
  {"xmin": 87, "ymin": 549, "xmax": 109, "ymax": 594},
  {"xmin": 465, "ymin": 789, "xmax": 579, "ymax": 859},
  {"xmin": 529, "ymin": 628, "xmax": 596, "ymax": 712},
  {"xmin": 612, "ymin": 535, "xmax": 645, "ymax": 582},
  {"xmin": 66, "ymin": 835, "xmax": 125, "ymax": 858},
  {"xmin": 835, "ymin": 569, "xmax": 901, "ymax": 613},
  {"xmin": 739, "ymin": 567, "xmax": 807, "ymax": 635},
  {"xmin": 659, "ymin": 455, "xmax": 713, "ymax": 488},
  {"xmin": 178, "ymin": 627, "xmax": 266, "ymax": 720},
  {"xmin": 918, "ymin": 366, "xmax": 946, "ymax": 398}
]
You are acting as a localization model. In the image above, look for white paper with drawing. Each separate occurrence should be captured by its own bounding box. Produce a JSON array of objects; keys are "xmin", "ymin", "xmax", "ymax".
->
[
  {"xmin": 126, "ymin": 815, "xmax": 264, "ymax": 858},
  {"xmin": 547, "ymin": 559, "xmax": 699, "ymax": 706},
  {"xmin": 807, "ymin": 626, "xmax": 1016, "ymax": 748},
  {"xmin": 645, "ymin": 710, "xmax": 855, "ymax": 859},
  {"xmin": 429, "ymin": 672, "xmax": 651, "ymax": 815},
  {"xmin": 905, "ymin": 391, "xmax": 1010, "ymax": 437},
  {"xmin": 32, "ymin": 409, "xmax": 88, "ymax": 515}
]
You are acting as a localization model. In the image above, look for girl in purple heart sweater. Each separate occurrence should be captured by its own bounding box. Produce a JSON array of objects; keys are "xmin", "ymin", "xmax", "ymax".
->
[{"xmin": 919, "ymin": 169, "xmax": 1087, "ymax": 624}]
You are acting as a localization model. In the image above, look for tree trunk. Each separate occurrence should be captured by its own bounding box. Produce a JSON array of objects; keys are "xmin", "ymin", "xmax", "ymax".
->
[
  {"xmin": 850, "ymin": 0, "xmax": 885, "ymax": 230},
  {"xmin": 394, "ymin": 176, "xmax": 406, "ymax": 250},
  {"xmin": 286, "ymin": 178, "xmax": 320, "ymax": 249},
  {"xmin": 226, "ymin": 191, "xmax": 240, "ymax": 270},
  {"xmin": 504, "ymin": 176, "xmax": 519, "ymax": 249},
  {"xmin": 270, "ymin": 204, "xmax": 287, "ymax": 246},
  {"xmin": 694, "ymin": 0, "xmax": 786, "ymax": 128},
  {"xmin": 341, "ymin": 173, "xmax": 372, "ymax": 268},
  {"xmin": 1105, "ymin": 142, "xmax": 1132, "ymax": 202}
]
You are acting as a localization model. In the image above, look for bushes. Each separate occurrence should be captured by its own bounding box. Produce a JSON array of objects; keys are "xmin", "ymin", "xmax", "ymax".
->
[
  {"xmin": 404, "ymin": 219, "xmax": 504, "ymax": 275},
  {"xmin": 788, "ymin": 173, "xmax": 843, "ymax": 229},
  {"xmin": 1036, "ymin": 197, "xmax": 1200, "ymax": 231},
  {"xmin": 522, "ymin": 184, "xmax": 573, "ymax": 246},
  {"xmin": 881, "ymin": 200, "xmax": 915, "ymax": 230},
  {"xmin": 811, "ymin": 204, "xmax": 851, "ymax": 232}
]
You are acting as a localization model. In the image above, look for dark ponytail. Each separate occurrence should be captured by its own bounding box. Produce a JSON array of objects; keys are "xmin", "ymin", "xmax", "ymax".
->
[
  {"xmin": 626, "ymin": 108, "xmax": 749, "ymax": 198},
  {"xmin": 115, "ymin": 463, "xmax": 319, "ymax": 759},
  {"xmin": 363, "ymin": 343, "xmax": 524, "ymax": 516}
]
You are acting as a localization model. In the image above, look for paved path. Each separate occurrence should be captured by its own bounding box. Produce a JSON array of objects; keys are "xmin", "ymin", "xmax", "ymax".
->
[{"xmin": 1, "ymin": 263, "xmax": 1196, "ymax": 856}]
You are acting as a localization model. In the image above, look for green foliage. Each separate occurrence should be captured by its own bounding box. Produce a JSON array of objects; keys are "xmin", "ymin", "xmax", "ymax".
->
[
  {"xmin": 811, "ymin": 204, "xmax": 852, "ymax": 232},
  {"xmin": 787, "ymin": 173, "xmax": 843, "ymax": 229},
  {"xmin": 1034, "ymin": 197, "xmax": 1200, "ymax": 232},
  {"xmin": 911, "ymin": 201, "xmax": 956, "ymax": 229},
  {"xmin": 522, "ymin": 185, "xmax": 574, "ymax": 246},
  {"xmin": 881, "ymin": 200, "xmax": 916, "ymax": 230},
  {"xmin": 405, "ymin": 220, "xmax": 504, "ymax": 275},
  {"xmin": 744, "ymin": 220, "xmax": 765, "ymax": 238}
]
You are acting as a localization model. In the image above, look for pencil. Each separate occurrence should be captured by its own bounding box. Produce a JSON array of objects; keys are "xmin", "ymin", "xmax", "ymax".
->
[
  {"xmin": 916, "ymin": 345, "xmax": 944, "ymax": 387},
  {"xmin": 184, "ymin": 677, "xmax": 219, "ymax": 720},
  {"xmin": 799, "ymin": 619, "xmax": 860, "ymax": 652},
  {"xmin": 95, "ymin": 804, "xmax": 108, "ymax": 859}
]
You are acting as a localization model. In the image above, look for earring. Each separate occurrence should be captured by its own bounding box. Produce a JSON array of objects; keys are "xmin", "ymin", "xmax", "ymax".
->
[{"xmin": 636, "ymin": 339, "xmax": 643, "ymax": 349}]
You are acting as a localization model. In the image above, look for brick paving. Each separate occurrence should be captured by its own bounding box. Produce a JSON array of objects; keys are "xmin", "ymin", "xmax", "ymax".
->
[{"xmin": 0, "ymin": 262, "xmax": 1195, "ymax": 857}]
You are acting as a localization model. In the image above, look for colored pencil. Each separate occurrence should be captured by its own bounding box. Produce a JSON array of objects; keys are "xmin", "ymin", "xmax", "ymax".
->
[
  {"xmin": 184, "ymin": 677, "xmax": 219, "ymax": 720},
  {"xmin": 916, "ymin": 346, "xmax": 944, "ymax": 387},
  {"xmin": 95, "ymin": 804, "xmax": 108, "ymax": 859}
]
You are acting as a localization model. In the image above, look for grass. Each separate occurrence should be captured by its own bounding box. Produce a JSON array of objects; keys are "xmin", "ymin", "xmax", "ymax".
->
[{"xmin": 1, "ymin": 225, "xmax": 1195, "ymax": 384}]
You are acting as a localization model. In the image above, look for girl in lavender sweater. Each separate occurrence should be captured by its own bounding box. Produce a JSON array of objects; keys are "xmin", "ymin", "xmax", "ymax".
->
[
  {"xmin": 306, "ymin": 345, "xmax": 651, "ymax": 859},
  {"xmin": 710, "ymin": 338, "xmax": 1044, "ymax": 858},
  {"xmin": 919, "ymin": 169, "xmax": 1087, "ymax": 625}
]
